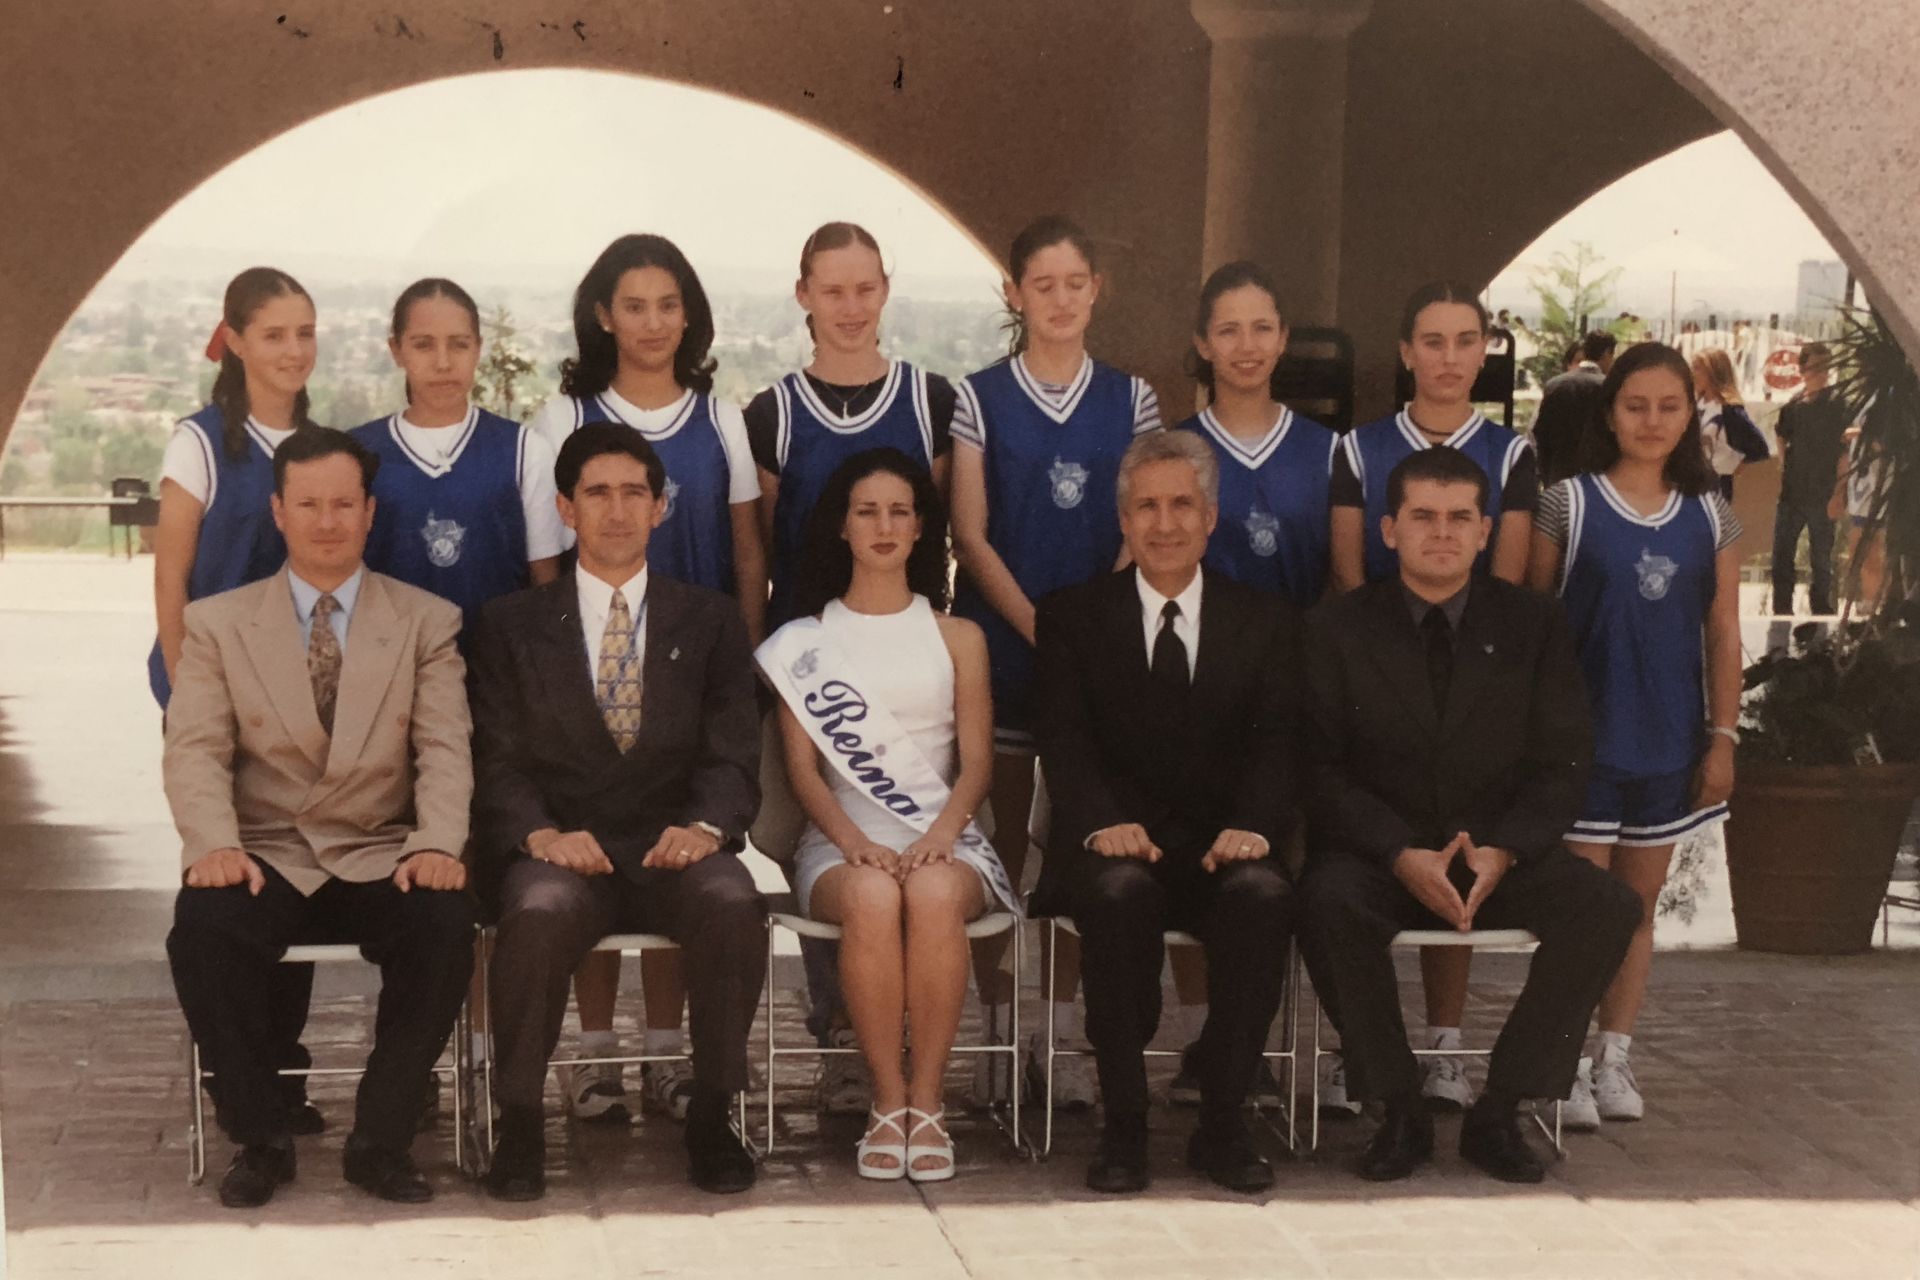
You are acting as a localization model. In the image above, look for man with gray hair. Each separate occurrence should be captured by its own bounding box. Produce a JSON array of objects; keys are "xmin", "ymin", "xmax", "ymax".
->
[{"xmin": 1032, "ymin": 430, "xmax": 1303, "ymax": 1194}]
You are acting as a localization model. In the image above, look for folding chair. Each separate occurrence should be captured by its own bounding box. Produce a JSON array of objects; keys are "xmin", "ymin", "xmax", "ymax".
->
[
  {"xmin": 1308, "ymin": 928, "xmax": 1563, "ymax": 1155},
  {"xmin": 186, "ymin": 939, "xmax": 478, "ymax": 1184},
  {"xmin": 760, "ymin": 905, "xmax": 1025, "ymax": 1156},
  {"xmin": 472, "ymin": 930, "xmax": 753, "ymax": 1168},
  {"xmin": 1034, "ymin": 916, "xmax": 1302, "ymax": 1158}
]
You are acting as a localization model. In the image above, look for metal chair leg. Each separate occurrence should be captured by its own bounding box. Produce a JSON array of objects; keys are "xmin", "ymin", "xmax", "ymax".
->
[
  {"xmin": 763, "ymin": 918, "xmax": 779, "ymax": 1156},
  {"xmin": 187, "ymin": 1039, "xmax": 207, "ymax": 1186}
]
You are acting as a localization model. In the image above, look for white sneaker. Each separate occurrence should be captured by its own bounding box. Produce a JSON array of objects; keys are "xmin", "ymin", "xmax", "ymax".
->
[
  {"xmin": 1562, "ymin": 1057, "xmax": 1601, "ymax": 1132},
  {"xmin": 1421, "ymin": 1051, "xmax": 1474, "ymax": 1111},
  {"xmin": 640, "ymin": 1057, "xmax": 696, "ymax": 1122},
  {"xmin": 1592, "ymin": 1051, "xmax": 1644, "ymax": 1122},
  {"xmin": 1316, "ymin": 1051, "xmax": 1362, "ymax": 1118},
  {"xmin": 1024, "ymin": 1032, "xmax": 1098, "ymax": 1110},
  {"xmin": 561, "ymin": 1059, "xmax": 629, "ymax": 1124},
  {"xmin": 815, "ymin": 1027, "xmax": 869, "ymax": 1116}
]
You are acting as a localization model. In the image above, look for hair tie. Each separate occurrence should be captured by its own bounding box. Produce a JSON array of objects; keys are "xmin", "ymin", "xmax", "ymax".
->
[{"xmin": 204, "ymin": 321, "xmax": 228, "ymax": 364}]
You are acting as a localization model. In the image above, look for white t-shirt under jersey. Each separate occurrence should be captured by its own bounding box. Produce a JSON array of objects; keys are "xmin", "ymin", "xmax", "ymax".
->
[
  {"xmin": 159, "ymin": 416, "xmax": 294, "ymax": 508},
  {"xmin": 524, "ymin": 386, "xmax": 760, "ymax": 505},
  {"xmin": 387, "ymin": 407, "xmax": 571, "ymax": 561}
]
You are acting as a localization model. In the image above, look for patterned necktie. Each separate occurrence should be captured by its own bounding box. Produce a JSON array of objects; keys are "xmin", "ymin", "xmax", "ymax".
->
[
  {"xmin": 308, "ymin": 593, "xmax": 342, "ymax": 735},
  {"xmin": 596, "ymin": 588, "xmax": 642, "ymax": 752},
  {"xmin": 1150, "ymin": 599, "xmax": 1189, "ymax": 695}
]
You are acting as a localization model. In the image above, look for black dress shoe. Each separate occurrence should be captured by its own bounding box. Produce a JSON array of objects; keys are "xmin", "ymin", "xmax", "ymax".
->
[
  {"xmin": 1086, "ymin": 1113, "xmax": 1150, "ymax": 1194},
  {"xmin": 686, "ymin": 1096, "xmax": 756, "ymax": 1194},
  {"xmin": 1186, "ymin": 1117, "xmax": 1274, "ymax": 1193},
  {"xmin": 1357, "ymin": 1107, "xmax": 1434, "ymax": 1182},
  {"xmin": 1459, "ymin": 1110, "xmax": 1546, "ymax": 1184},
  {"xmin": 287, "ymin": 1101, "xmax": 326, "ymax": 1136},
  {"xmin": 218, "ymin": 1141, "xmax": 295, "ymax": 1208},
  {"xmin": 484, "ymin": 1106, "xmax": 546, "ymax": 1202},
  {"xmin": 343, "ymin": 1138, "xmax": 434, "ymax": 1203}
]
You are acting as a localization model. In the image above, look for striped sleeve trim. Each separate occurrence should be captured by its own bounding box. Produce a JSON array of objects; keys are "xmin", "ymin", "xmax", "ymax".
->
[
  {"xmin": 1130, "ymin": 378, "xmax": 1162, "ymax": 435},
  {"xmin": 1536, "ymin": 478, "xmax": 1573, "ymax": 547},
  {"xmin": 951, "ymin": 379, "xmax": 986, "ymax": 450},
  {"xmin": 1705, "ymin": 491, "xmax": 1743, "ymax": 550}
]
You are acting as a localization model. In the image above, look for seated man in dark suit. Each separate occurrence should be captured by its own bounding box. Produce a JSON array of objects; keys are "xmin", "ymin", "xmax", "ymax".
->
[
  {"xmin": 1301, "ymin": 445, "xmax": 1640, "ymax": 1184},
  {"xmin": 468, "ymin": 425, "xmax": 764, "ymax": 1199},
  {"xmin": 1034, "ymin": 430, "xmax": 1302, "ymax": 1195}
]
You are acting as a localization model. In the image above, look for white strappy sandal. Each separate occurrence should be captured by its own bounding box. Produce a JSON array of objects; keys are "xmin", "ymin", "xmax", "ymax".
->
[
  {"xmin": 857, "ymin": 1106, "xmax": 909, "ymax": 1180},
  {"xmin": 906, "ymin": 1107, "xmax": 956, "ymax": 1182}
]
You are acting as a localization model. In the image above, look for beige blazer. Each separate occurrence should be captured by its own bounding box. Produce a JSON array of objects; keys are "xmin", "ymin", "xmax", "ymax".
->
[{"xmin": 163, "ymin": 567, "xmax": 472, "ymax": 895}]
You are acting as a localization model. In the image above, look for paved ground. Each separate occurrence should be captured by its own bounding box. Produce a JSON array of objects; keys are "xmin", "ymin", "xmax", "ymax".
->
[{"xmin": 3, "ymin": 553, "xmax": 1918, "ymax": 1279}]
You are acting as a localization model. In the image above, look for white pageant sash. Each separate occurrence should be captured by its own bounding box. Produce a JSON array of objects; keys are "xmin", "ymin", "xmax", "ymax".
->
[{"xmin": 756, "ymin": 617, "xmax": 1019, "ymax": 915}]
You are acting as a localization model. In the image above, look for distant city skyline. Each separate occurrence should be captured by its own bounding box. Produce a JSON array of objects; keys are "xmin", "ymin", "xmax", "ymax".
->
[{"xmin": 92, "ymin": 71, "xmax": 1837, "ymax": 323}]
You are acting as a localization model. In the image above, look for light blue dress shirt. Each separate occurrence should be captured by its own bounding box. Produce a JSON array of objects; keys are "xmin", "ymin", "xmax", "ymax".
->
[{"xmin": 288, "ymin": 566, "xmax": 364, "ymax": 655}]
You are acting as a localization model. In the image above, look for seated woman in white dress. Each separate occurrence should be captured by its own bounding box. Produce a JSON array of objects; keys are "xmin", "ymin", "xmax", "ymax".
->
[{"xmin": 757, "ymin": 447, "xmax": 1012, "ymax": 1182}]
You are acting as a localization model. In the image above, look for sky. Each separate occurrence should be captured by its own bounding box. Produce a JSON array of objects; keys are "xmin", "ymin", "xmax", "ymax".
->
[{"xmin": 100, "ymin": 70, "xmax": 1837, "ymax": 317}]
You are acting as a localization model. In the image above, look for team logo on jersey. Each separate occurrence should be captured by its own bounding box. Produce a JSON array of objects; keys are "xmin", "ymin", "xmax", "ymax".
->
[
  {"xmin": 1635, "ymin": 547, "xmax": 1678, "ymax": 601},
  {"xmin": 660, "ymin": 476, "xmax": 681, "ymax": 521},
  {"xmin": 420, "ymin": 511, "xmax": 465, "ymax": 568},
  {"xmin": 790, "ymin": 648, "xmax": 819, "ymax": 681},
  {"xmin": 1048, "ymin": 457, "xmax": 1089, "ymax": 510},
  {"xmin": 1244, "ymin": 511, "xmax": 1281, "ymax": 558}
]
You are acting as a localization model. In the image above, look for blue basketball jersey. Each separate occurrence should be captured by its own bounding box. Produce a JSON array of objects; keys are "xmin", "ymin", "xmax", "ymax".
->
[
  {"xmin": 765, "ymin": 361, "xmax": 936, "ymax": 627},
  {"xmin": 146, "ymin": 405, "xmax": 286, "ymax": 707},
  {"xmin": 951, "ymin": 356, "xmax": 1146, "ymax": 731},
  {"xmin": 352, "ymin": 407, "xmax": 531, "ymax": 633},
  {"xmin": 1556, "ymin": 474, "xmax": 1723, "ymax": 775},
  {"xmin": 569, "ymin": 390, "xmax": 739, "ymax": 595},
  {"xmin": 1341, "ymin": 409, "xmax": 1531, "ymax": 583},
  {"xmin": 1179, "ymin": 407, "xmax": 1336, "ymax": 606}
]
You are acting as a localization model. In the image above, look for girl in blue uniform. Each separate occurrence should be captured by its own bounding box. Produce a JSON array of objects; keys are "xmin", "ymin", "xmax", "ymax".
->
[
  {"xmin": 1328, "ymin": 282, "xmax": 1539, "ymax": 1111},
  {"xmin": 1530, "ymin": 341, "xmax": 1741, "ymax": 1129},
  {"xmin": 745, "ymin": 222, "xmax": 958, "ymax": 1114},
  {"xmin": 151, "ymin": 265, "xmax": 320, "ymax": 1130},
  {"xmin": 747, "ymin": 221, "xmax": 954, "ymax": 632},
  {"xmin": 352, "ymin": 278, "xmax": 568, "ymax": 628},
  {"xmin": 951, "ymin": 215, "xmax": 1162, "ymax": 1104},
  {"xmin": 151, "ymin": 266, "xmax": 317, "ymax": 707},
  {"xmin": 1176, "ymin": 260, "xmax": 1335, "ymax": 607},
  {"xmin": 526, "ymin": 235, "xmax": 767, "ymax": 1126}
]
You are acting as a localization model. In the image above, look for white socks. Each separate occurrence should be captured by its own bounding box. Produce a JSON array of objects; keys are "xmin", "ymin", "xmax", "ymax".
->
[
  {"xmin": 580, "ymin": 1029, "xmax": 619, "ymax": 1058},
  {"xmin": 1427, "ymin": 1026, "xmax": 1463, "ymax": 1052},
  {"xmin": 1596, "ymin": 1030, "xmax": 1632, "ymax": 1062},
  {"xmin": 643, "ymin": 1027, "xmax": 685, "ymax": 1058}
]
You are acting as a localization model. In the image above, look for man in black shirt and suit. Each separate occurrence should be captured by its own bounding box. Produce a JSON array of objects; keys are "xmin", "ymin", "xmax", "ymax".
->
[
  {"xmin": 1302, "ymin": 445, "xmax": 1639, "ymax": 1184},
  {"xmin": 1035, "ymin": 430, "xmax": 1302, "ymax": 1195},
  {"xmin": 468, "ymin": 425, "xmax": 764, "ymax": 1199},
  {"xmin": 1772, "ymin": 341, "xmax": 1849, "ymax": 616}
]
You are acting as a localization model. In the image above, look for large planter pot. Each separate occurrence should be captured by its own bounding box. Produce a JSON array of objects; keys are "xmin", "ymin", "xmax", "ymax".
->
[{"xmin": 1725, "ymin": 760, "xmax": 1920, "ymax": 954}]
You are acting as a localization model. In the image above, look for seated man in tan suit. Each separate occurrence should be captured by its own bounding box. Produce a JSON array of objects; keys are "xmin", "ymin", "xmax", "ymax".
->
[{"xmin": 165, "ymin": 427, "xmax": 477, "ymax": 1209}]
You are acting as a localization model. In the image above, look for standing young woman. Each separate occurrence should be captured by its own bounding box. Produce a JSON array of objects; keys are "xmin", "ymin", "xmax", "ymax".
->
[
  {"xmin": 743, "ymin": 221, "xmax": 958, "ymax": 1115},
  {"xmin": 1164, "ymin": 261, "xmax": 1335, "ymax": 1107},
  {"xmin": 1528, "ymin": 341, "xmax": 1741, "ymax": 1128},
  {"xmin": 950, "ymin": 215, "xmax": 1162, "ymax": 1107},
  {"xmin": 760, "ymin": 448, "xmax": 1011, "ymax": 1180},
  {"xmin": 525, "ymin": 234, "xmax": 766, "ymax": 1126},
  {"xmin": 1326, "ymin": 281, "xmax": 1538, "ymax": 1114},
  {"xmin": 150, "ymin": 265, "xmax": 321, "ymax": 1132},
  {"xmin": 352, "ymin": 278, "xmax": 568, "ymax": 630},
  {"xmin": 1691, "ymin": 347, "xmax": 1770, "ymax": 501}
]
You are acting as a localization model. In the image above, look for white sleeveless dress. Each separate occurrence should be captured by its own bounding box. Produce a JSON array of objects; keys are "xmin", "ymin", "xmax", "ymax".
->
[{"xmin": 789, "ymin": 595, "xmax": 1003, "ymax": 916}]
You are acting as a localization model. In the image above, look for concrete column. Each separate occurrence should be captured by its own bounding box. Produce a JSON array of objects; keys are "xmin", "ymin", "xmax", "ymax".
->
[{"xmin": 1191, "ymin": 0, "xmax": 1372, "ymax": 324}]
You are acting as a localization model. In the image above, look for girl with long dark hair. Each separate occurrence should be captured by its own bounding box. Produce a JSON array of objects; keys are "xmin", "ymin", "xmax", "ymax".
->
[
  {"xmin": 1529, "ymin": 341, "xmax": 1741, "ymax": 1130},
  {"xmin": 760, "ymin": 448, "xmax": 1006, "ymax": 1181}
]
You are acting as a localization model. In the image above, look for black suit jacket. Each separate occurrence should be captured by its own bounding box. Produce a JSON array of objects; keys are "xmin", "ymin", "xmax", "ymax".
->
[
  {"xmin": 1032, "ymin": 567, "xmax": 1304, "ymax": 913},
  {"xmin": 467, "ymin": 570, "xmax": 760, "ymax": 887},
  {"xmin": 1305, "ymin": 575, "xmax": 1590, "ymax": 868}
]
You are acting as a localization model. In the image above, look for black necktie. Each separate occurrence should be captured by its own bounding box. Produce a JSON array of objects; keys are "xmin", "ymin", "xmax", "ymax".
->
[
  {"xmin": 1151, "ymin": 600, "xmax": 1189, "ymax": 694},
  {"xmin": 1423, "ymin": 606, "xmax": 1454, "ymax": 710}
]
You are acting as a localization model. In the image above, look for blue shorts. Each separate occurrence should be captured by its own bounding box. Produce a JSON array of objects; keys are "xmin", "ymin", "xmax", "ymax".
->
[{"xmin": 1568, "ymin": 763, "xmax": 1727, "ymax": 848}]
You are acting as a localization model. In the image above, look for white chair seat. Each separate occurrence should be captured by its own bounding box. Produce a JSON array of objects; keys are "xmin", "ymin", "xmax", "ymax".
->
[
  {"xmin": 1043, "ymin": 915, "xmax": 1201, "ymax": 948},
  {"xmin": 1390, "ymin": 929, "xmax": 1538, "ymax": 948},
  {"xmin": 591, "ymin": 932, "xmax": 678, "ymax": 953},
  {"xmin": 280, "ymin": 943, "xmax": 366, "ymax": 964},
  {"xmin": 768, "ymin": 911, "xmax": 1019, "ymax": 942}
]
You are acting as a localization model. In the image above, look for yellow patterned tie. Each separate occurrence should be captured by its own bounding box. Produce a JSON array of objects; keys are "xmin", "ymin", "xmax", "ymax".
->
[
  {"xmin": 595, "ymin": 588, "xmax": 642, "ymax": 752},
  {"xmin": 308, "ymin": 593, "xmax": 342, "ymax": 735}
]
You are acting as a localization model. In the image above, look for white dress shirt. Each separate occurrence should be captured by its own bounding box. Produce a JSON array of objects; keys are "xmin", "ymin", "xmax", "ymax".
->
[
  {"xmin": 575, "ymin": 563, "xmax": 649, "ymax": 678},
  {"xmin": 288, "ymin": 565, "xmax": 364, "ymax": 655},
  {"xmin": 1134, "ymin": 565, "xmax": 1203, "ymax": 680}
]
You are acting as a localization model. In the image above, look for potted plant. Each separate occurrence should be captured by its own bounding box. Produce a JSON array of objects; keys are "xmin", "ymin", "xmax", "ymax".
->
[{"xmin": 1725, "ymin": 307, "xmax": 1919, "ymax": 954}]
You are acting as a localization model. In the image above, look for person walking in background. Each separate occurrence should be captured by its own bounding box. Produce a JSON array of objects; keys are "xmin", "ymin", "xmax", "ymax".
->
[
  {"xmin": 1770, "ymin": 342, "xmax": 1848, "ymax": 616},
  {"xmin": 1691, "ymin": 347, "xmax": 1769, "ymax": 501}
]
